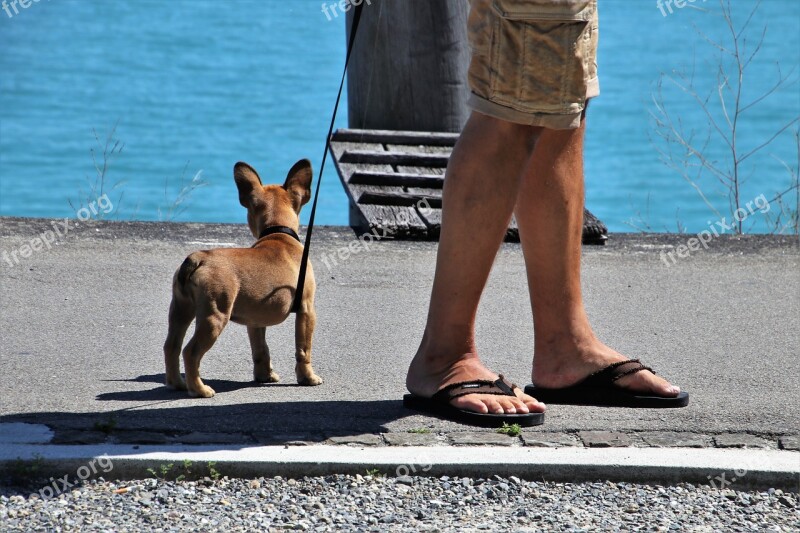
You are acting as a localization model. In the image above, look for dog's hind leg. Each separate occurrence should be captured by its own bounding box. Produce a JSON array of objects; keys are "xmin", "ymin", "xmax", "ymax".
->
[
  {"xmin": 248, "ymin": 327, "xmax": 280, "ymax": 383},
  {"xmin": 183, "ymin": 308, "xmax": 229, "ymax": 398},
  {"xmin": 294, "ymin": 308, "xmax": 322, "ymax": 386},
  {"xmin": 163, "ymin": 295, "xmax": 193, "ymax": 391}
]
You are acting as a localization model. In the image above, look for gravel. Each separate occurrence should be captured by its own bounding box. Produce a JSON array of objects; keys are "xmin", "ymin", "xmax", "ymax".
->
[{"xmin": 1, "ymin": 475, "xmax": 797, "ymax": 532}]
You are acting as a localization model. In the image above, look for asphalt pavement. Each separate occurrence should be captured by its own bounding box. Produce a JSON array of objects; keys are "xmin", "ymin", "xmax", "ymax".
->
[{"xmin": 0, "ymin": 218, "xmax": 798, "ymax": 450}]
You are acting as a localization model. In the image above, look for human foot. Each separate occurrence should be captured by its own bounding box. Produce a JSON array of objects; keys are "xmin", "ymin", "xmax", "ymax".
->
[
  {"xmin": 407, "ymin": 352, "xmax": 546, "ymax": 415},
  {"xmin": 531, "ymin": 335, "xmax": 682, "ymax": 399}
]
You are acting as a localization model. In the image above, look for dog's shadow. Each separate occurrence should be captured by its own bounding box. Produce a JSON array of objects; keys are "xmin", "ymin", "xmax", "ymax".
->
[
  {"xmin": 2, "ymin": 398, "xmax": 411, "ymax": 447},
  {"xmin": 97, "ymin": 374, "xmax": 307, "ymax": 402},
  {"xmin": 81, "ymin": 374, "xmax": 413, "ymax": 440}
]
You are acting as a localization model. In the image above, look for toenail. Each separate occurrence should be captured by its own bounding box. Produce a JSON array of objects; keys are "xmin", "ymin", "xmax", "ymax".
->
[{"xmin": 671, "ymin": 386, "xmax": 680, "ymax": 394}]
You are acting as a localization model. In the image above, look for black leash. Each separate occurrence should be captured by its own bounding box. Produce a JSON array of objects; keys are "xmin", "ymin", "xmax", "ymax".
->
[{"xmin": 291, "ymin": 2, "xmax": 365, "ymax": 313}]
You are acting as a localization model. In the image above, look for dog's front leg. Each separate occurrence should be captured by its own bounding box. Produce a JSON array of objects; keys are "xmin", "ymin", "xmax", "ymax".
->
[
  {"xmin": 248, "ymin": 326, "xmax": 279, "ymax": 383},
  {"xmin": 295, "ymin": 309, "xmax": 322, "ymax": 386}
]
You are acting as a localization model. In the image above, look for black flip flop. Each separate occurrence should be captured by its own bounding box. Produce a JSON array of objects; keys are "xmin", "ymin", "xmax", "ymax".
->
[
  {"xmin": 524, "ymin": 359, "xmax": 689, "ymax": 408},
  {"xmin": 403, "ymin": 375, "xmax": 545, "ymax": 428}
]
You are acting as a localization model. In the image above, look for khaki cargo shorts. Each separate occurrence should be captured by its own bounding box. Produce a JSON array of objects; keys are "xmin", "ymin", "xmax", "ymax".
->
[{"xmin": 467, "ymin": 0, "xmax": 600, "ymax": 130}]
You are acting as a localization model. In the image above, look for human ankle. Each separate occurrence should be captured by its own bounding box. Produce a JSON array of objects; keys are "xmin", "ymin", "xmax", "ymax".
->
[
  {"xmin": 412, "ymin": 348, "xmax": 479, "ymax": 370},
  {"xmin": 534, "ymin": 329, "xmax": 596, "ymax": 355},
  {"xmin": 415, "ymin": 327, "xmax": 476, "ymax": 362}
]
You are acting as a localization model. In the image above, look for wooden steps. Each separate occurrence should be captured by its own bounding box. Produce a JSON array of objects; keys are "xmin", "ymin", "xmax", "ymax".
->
[{"xmin": 330, "ymin": 129, "xmax": 608, "ymax": 244}]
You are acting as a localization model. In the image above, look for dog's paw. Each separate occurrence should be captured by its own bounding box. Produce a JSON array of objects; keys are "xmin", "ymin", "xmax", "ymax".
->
[
  {"xmin": 297, "ymin": 374, "xmax": 323, "ymax": 386},
  {"xmin": 255, "ymin": 371, "xmax": 280, "ymax": 384},
  {"xmin": 188, "ymin": 384, "xmax": 216, "ymax": 398}
]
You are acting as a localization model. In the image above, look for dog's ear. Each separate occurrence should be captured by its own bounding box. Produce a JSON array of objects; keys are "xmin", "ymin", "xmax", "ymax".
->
[
  {"xmin": 283, "ymin": 159, "xmax": 313, "ymax": 212},
  {"xmin": 233, "ymin": 162, "xmax": 263, "ymax": 208}
]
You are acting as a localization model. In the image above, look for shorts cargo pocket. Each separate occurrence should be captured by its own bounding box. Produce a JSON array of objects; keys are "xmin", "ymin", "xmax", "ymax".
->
[
  {"xmin": 585, "ymin": 14, "xmax": 599, "ymax": 94},
  {"xmin": 468, "ymin": 1, "xmax": 494, "ymax": 54},
  {"xmin": 489, "ymin": 0, "xmax": 597, "ymax": 115},
  {"xmin": 467, "ymin": 0, "xmax": 496, "ymax": 103}
]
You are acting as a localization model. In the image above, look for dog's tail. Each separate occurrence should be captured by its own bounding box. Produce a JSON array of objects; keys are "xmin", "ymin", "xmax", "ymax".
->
[{"xmin": 176, "ymin": 253, "xmax": 204, "ymax": 290}]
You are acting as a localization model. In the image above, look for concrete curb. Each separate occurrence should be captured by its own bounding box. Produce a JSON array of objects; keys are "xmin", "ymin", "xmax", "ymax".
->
[{"xmin": 2, "ymin": 444, "xmax": 798, "ymax": 493}]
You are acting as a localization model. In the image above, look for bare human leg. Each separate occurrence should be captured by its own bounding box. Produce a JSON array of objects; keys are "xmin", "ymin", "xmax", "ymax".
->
[
  {"xmin": 406, "ymin": 111, "xmax": 546, "ymax": 415},
  {"xmin": 515, "ymin": 118, "xmax": 680, "ymax": 397}
]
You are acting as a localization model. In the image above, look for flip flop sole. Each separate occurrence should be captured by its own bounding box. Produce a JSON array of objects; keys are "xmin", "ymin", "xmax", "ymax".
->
[
  {"xmin": 524, "ymin": 385, "xmax": 689, "ymax": 408},
  {"xmin": 403, "ymin": 394, "xmax": 545, "ymax": 428}
]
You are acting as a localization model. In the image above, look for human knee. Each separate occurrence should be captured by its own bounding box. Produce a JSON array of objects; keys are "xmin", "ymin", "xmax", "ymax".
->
[{"xmin": 471, "ymin": 112, "xmax": 541, "ymax": 151}]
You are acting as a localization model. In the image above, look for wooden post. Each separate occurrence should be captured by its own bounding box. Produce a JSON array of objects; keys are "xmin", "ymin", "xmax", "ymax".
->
[
  {"xmin": 339, "ymin": 2, "xmax": 609, "ymax": 243},
  {"xmin": 345, "ymin": 0, "xmax": 471, "ymax": 134}
]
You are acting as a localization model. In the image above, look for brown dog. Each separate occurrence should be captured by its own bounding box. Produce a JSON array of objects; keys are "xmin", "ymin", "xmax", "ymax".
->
[{"xmin": 163, "ymin": 160, "xmax": 321, "ymax": 398}]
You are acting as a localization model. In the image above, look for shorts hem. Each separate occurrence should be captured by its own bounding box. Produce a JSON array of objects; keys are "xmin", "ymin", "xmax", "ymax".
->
[{"xmin": 467, "ymin": 93, "xmax": 591, "ymax": 130}]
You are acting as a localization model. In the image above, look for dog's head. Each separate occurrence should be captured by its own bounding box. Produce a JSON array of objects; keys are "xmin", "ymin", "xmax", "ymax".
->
[{"xmin": 233, "ymin": 159, "xmax": 312, "ymax": 239}]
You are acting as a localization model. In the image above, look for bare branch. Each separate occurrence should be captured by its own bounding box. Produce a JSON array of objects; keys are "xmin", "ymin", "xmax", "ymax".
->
[
  {"xmin": 739, "ymin": 117, "xmax": 800, "ymax": 164},
  {"xmin": 740, "ymin": 64, "xmax": 797, "ymax": 115},
  {"xmin": 717, "ymin": 68, "xmax": 733, "ymax": 131},
  {"xmin": 666, "ymin": 72, "xmax": 733, "ymax": 150},
  {"xmin": 741, "ymin": 26, "xmax": 767, "ymax": 71},
  {"xmin": 694, "ymin": 23, "xmax": 732, "ymax": 55},
  {"xmin": 736, "ymin": 0, "xmax": 762, "ymax": 42}
]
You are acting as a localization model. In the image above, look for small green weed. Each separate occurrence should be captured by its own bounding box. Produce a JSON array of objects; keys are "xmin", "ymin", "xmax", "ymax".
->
[
  {"xmin": 93, "ymin": 415, "xmax": 118, "ymax": 434},
  {"xmin": 146, "ymin": 462, "xmax": 174, "ymax": 480},
  {"xmin": 207, "ymin": 461, "xmax": 221, "ymax": 481},
  {"xmin": 496, "ymin": 423, "xmax": 522, "ymax": 437}
]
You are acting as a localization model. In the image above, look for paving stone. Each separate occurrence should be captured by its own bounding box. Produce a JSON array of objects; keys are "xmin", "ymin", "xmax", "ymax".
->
[
  {"xmin": 713, "ymin": 433, "xmax": 772, "ymax": 449},
  {"xmin": 383, "ymin": 432, "xmax": 441, "ymax": 446},
  {"xmin": 171, "ymin": 432, "xmax": 252, "ymax": 445},
  {"xmin": 254, "ymin": 434, "xmax": 325, "ymax": 445},
  {"xmin": 51, "ymin": 430, "xmax": 108, "ymax": 445},
  {"xmin": 449, "ymin": 432, "xmax": 518, "ymax": 446},
  {"xmin": 778, "ymin": 435, "xmax": 800, "ymax": 451},
  {"xmin": 327, "ymin": 434, "xmax": 384, "ymax": 446},
  {"xmin": 578, "ymin": 431, "xmax": 634, "ymax": 448},
  {"xmin": 639, "ymin": 431, "xmax": 710, "ymax": 448},
  {"xmin": 521, "ymin": 432, "xmax": 580, "ymax": 447},
  {"xmin": 113, "ymin": 431, "xmax": 168, "ymax": 445}
]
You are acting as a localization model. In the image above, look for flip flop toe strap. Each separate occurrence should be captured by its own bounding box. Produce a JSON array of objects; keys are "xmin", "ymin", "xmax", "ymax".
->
[
  {"xmin": 584, "ymin": 359, "xmax": 657, "ymax": 387},
  {"xmin": 611, "ymin": 364, "xmax": 655, "ymax": 382},
  {"xmin": 431, "ymin": 374, "xmax": 520, "ymax": 403}
]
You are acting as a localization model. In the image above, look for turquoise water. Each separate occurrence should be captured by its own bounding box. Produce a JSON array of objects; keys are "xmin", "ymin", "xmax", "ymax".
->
[{"xmin": 1, "ymin": 0, "xmax": 798, "ymax": 233}]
